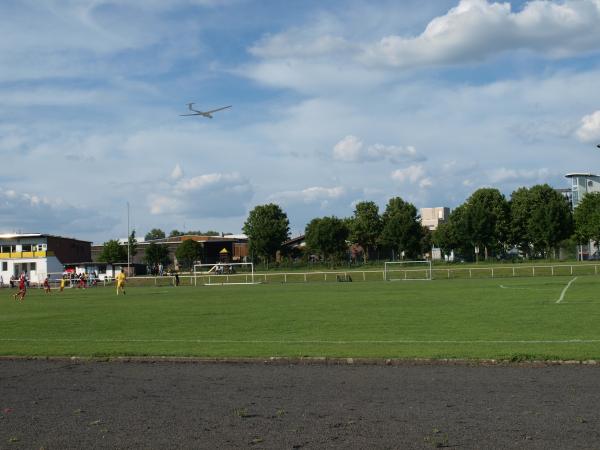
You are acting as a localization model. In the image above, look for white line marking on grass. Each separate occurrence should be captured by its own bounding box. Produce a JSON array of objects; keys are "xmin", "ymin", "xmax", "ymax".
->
[
  {"xmin": 1, "ymin": 338, "xmax": 599, "ymax": 345},
  {"xmin": 556, "ymin": 277, "xmax": 578, "ymax": 304},
  {"xmin": 499, "ymin": 285, "xmax": 556, "ymax": 291}
]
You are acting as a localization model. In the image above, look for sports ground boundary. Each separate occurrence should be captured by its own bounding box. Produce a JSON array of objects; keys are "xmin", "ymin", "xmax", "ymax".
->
[{"xmin": 1, "ymin": 355, "xmax": 599, "ymax": 366}]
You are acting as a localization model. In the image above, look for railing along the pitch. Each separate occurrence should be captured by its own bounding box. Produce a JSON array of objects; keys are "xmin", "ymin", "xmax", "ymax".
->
[
  {"xmin": 435, "ymin": 263, "xmax": 600, "ymax": 280},
  {"xmin": 123, "ymin": 263, "xmax": 600, "ymax": 286}
]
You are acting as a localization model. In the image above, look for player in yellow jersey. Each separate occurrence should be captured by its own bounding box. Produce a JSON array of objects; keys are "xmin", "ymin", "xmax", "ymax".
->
[{"xmin": 116, "ymin": 269, "xmax": 127, "ymax": 295}]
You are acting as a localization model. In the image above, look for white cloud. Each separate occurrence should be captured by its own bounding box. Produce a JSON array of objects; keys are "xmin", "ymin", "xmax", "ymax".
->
[
  {"xmin": 487, "ymin": 167, "xmax": 551, "ymax": 183},
  {"xmin": 332, "ymin": 135, "xmax": 423, "ymax": 163},
  {"xmin": 148, "ymin": 171, "xmax": 253, "ymax": 218},
  {"xmin": 0, "ymin": 188, "xmax": 116, "ymax": 235},
  {"xmin": 250, "ymin": 32, "xmax": 351, "ymax": 59},
  {"xmin": 360, "ymin": 0, "xmax": 600, "ymax": 68},
  {"xmin": 171, "ymin": 164, "xmax": 184, "ymax": 180},
  {"xmin": 333, "ymin": 135, "xmax": 363, "ymax": 161},
  {"xmin": 270, "ymin": 186, "xmax": 346, "ymax": 205},
  {"xmin": 575, "ymin": 110, "xmax": 600, "ymax": 143},
  {"xmin": 391, "ymin": 165, "xmax": 426, "ymax": 183}
]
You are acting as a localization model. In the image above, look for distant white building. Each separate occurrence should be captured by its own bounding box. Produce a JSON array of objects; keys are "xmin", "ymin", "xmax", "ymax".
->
[
  {"xmin": 420, "ymin": 207, "xmax": 450, "ymax": 231},
  {"xmin": 565, "ymin": 173, "xmax": 600, "ymax": 208},
  {"xmin": 0, "ymin": 233, "xmax": 91, "ymax": 286},
  {"xmin": 565, "ymin": 173, "xmax": 600, "ymax": 260}
]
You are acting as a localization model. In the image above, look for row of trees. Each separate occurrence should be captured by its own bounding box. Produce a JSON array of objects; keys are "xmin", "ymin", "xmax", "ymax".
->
[
  {"xmin": 98, "ymin": 184, "xmax": 600, "ymax": 269},
  {"xmin": 98, "ymin": 230, "xmax": 202, "ymax": 270},
  {"xmin": 242, "ymin": 198, "xmax": 430, "ymax": 266},
  {"xmin": 144, "ymin": 228, "xmax": 220, "ymax": 240},
  {"xmin": 242, "ymin": 185, "xmax": 600, "ymax": 266}
]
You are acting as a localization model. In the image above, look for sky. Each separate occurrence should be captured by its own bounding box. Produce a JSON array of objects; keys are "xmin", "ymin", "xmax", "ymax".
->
[{"xmin": 1, "ymin": 0, "xmax": 600, "ymax": 244}]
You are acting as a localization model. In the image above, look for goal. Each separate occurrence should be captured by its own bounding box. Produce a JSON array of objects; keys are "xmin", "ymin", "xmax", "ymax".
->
[
  {"xmin": 384, "ymin": 260, "xmax": 432, "ymax": 281},
  {"xmin": 193, "ymin": 262, "xmax": 258, "ymax": 286}
]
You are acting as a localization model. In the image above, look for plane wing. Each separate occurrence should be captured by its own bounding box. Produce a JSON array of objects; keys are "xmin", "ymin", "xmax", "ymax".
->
[
  {"xmin": 180, "ymin": 113, "xmax": 200, "ymax": 116},
  {"xmin": 205, "ymin": 105, "xmax": 232, "ymax": 114}
]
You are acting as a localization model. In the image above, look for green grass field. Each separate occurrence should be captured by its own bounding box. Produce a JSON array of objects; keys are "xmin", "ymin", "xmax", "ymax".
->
[{"xmin": 2, "ymin": 274, "xmax": 600, "ymax": 360}]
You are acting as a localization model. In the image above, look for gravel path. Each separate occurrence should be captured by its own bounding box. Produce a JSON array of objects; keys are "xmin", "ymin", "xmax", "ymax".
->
[{"xmin": 1, "ymin": 360, "xmax": 600, "ymax": 449}]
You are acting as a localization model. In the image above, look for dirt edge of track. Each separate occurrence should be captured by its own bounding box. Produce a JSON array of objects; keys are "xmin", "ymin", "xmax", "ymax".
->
[{"xmin": 1, "ymin": 354, "xmax": 599, "ymax": 366}]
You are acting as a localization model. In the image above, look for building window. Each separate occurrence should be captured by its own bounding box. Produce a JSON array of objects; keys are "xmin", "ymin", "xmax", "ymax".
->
[
  {"xmin": 22, "ymin": 244, "xmax": 32, "ymax": 252},
  {"xmin": 29, "ymin": 262, "xmax": 36, "ymax": 271},
  {"xmin": 0, "ymin": 245, "xmax": 15, "ymax": 253},
  {"xmin": 1, "ymin": 262, "xmax": 6, "ymax": 271}
]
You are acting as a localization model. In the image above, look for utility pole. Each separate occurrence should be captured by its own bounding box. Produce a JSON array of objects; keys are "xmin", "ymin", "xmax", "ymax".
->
[{"xmin": 127, "ymin": 201, "xmax": 130, "ymax": 275}]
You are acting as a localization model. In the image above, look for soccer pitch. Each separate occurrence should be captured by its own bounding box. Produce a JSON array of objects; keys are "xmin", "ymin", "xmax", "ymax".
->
[{"xmin": 2, "ymin": 275, "xmax": 600, "ymax": 360}]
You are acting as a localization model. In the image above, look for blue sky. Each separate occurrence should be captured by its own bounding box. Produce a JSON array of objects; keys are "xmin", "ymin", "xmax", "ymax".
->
[{"xmin": 1, "ymin": 0, "xmax": 600, "ymax": 243}]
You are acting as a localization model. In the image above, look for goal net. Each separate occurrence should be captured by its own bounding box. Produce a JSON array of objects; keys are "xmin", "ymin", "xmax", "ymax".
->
[
  {"xmin": 193, "ymin": 262, "xmax": 258, "ymax": 286},
  {"xmin": 384, "ymin": 260, "xmax": 432, "ymax": 281}
]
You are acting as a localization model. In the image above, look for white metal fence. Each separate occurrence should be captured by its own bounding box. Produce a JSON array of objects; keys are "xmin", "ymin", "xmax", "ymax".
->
[{"xmin": 116, "ymin": 263, "xmax": 600, "ymax": 287}]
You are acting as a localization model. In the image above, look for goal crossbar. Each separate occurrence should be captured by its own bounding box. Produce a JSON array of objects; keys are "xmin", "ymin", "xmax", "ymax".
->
[
  {"xmin": 193, "ymin": 262, "xmax": 258, "ymax": 286},
  {"xmin": 384, "ymin": 261, "xmax": 432, "ymax": 281}
]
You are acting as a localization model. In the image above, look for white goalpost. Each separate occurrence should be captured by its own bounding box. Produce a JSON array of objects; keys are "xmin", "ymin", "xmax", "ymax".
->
[
  {"xmin": 193, "ymin": 262, "xmax": 259, "ymax": 286},
  {"xmin": 384, "ymin": 260, "xmax": 432, "ymax": 281}
]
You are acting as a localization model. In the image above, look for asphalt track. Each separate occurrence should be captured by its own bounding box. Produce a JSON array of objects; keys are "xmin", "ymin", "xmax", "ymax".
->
[{"xmin": 1, "ymin": 360, "xmax": 600, "ymax": 449}]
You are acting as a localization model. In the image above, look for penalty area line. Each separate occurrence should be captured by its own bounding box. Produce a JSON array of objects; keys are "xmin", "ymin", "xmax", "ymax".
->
[
  {"xmin": 1, "ymin": 338, "xmax": 600, "ymax": 345},
  {"xmin": 556, "ymin": 276, "xmax": 578, "ymax": 304}
]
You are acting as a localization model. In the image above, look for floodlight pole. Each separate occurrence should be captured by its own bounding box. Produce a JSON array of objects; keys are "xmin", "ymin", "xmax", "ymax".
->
[{"xmin": 127, "ymin": 201, "xmax": 130, "ymax": 274}]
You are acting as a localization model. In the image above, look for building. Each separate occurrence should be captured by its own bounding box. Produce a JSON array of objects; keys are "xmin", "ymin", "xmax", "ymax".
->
[
  {"xmin": 565, "ymin": 173, "xmax": 600, "ymax": 260},
  {"xmin": 565, "ymin": 173, "xmax": 600, "ymax": 208},
  {"xmin": 420, "ymin": 207, "xmax": 450, "ymax": 231},
  {"xmin": 91, "ymin": 234, "xmax": 249, "ymax": 269},
  {"xmin": 0, "ymin": 233, "xmax": 91, "ymax": 286}
]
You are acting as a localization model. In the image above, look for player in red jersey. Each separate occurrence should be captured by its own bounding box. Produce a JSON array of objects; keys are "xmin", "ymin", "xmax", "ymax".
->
[
  {"xmin": 13, "ymin": 273, "xmax": 27, "ymax": 303},
  {"xmin": 43, "ymin": 276, "xmax": 51, "ymax": 294}
]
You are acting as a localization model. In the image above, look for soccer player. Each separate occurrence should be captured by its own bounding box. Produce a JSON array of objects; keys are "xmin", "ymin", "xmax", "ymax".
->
[
  {"xmin": 13, "ymin": 273, "xmax": 27, "ymax": 303},
  {"xmin": 43, "ymin": 276, "xmax": 51, "ymax": 294},
  {"xmin": 116, "ymin": 269, "xmax": 126, "ymax": 295},
  {"xmin": 59, "ymin": 276, "xmax": 66, "ymax": 292}
]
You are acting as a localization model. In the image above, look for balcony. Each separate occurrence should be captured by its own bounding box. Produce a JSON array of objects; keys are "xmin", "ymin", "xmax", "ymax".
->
[{"xmin": 0, "ymin": 251, "xmax": 54, "ymax": 259}]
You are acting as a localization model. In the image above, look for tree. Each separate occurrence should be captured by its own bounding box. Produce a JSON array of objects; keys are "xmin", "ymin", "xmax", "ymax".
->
[
  {"xmin": 463, "ymin": 188, "xmax": 509, "ymax": 261},
  {"xmin": 144, "ymin": 242, "xmax": 171, "ymax": 268},
  {"xmin": 527, "ymin": 184, "xmax": 572, "ymax": 258},
  {"xmin": 420, "ymin": 226, "xmax": 433, "ymax": 256},
  {"xmin": 508, "ymin": 187, "xmax": 533, "ymax": 257},
  {"xmin": 509, "ymin": 184, "xmax": 573, "ymax": 259},
  {"xmin": 175, "ymin": 239, "xmax": 202, "ymax": 271},
  {"xmin": 98, "ymin": 239, "xmax": 127, "ymax": 265},
  {"xmin": 169, "ymin": 229, "xmax": 184, "ymax": 237},
  {"xmin": 348, "ymin": 201, "xmax": 382, "ymax": 263},
  {"xmin": 305, "ymin": 216, "xmax": 349, "ymax": 265},
  {"xmin": 243, "ymin": 203, "xmax": 290, "ymax": 264},
  {"xmin": 145, "ymin": 228, "xmax": 166, "ymax": 241},
  {"xmin": 379, "ymin": 197, "xmax": 422, "ymax": 260},
  {"xmin": 574, "ymin": 192, "xmax": 600, "ymax": 250},
  {"xmin": 128, "ymin": 230, "xmax": 138, "ymax": 260}
]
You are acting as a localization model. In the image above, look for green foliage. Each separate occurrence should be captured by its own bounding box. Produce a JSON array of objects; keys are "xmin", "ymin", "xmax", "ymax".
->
[
  {"xmin": 573, "ymin": 192, "xmax": 600, "ymax": 248},
  {"xmin": 527, "ymin": 184, "xmax": 572, "ymax": 257},
  {"xmin": 305, "ymin": 216, "xmax": 349, "ymax": 265},
  {"xmin": 144, "ymin": 242, "xmax": 171, "ymax": 267},
  {"xmin": 379, "ymin": 197, "xmax": 422, "ymax": 259},
  {"xmin": 509, "ymin": 185, "xmax": 573, "ymax": 258},
  {"xmin": 175, "ymin": 239, "xmax": 202, "ymax": 270},
  {"xmin": 145, "ymin": 228, "xmax": 166, "ymax": 241},
  {"xmin": 243, "ymin": 203, "xmax": 290, "ymax": 263},
  {"xmin": 420, "ymin": 226, "xmax": 433, "ymax": 255},
  {"xmin": 169, "ymin": 229, "xmax": 220, "ymax": 237},
  {"xmin": 128, "ymin": 230, "xmax": 138, "ymax": 258},
  {"xmin": 348, "ymin": 201, "xmax": 382, "ymax": 263},
  {"xmin": 98, "ymin": 239, "xmax": 127, "ymax": 264},
  {"xmin": 463, "ymin": 188, "xmax": 509, "ymax": 261}
]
